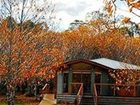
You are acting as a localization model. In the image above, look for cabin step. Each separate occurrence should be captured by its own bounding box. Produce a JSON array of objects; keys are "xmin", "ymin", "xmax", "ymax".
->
[
  {"xmin": 57, "ymin": 95, "xmax": 76, "ymax": 104},
  {"xmin": 80, "ymin": 95, "xmax": 94, "ymax": 105},
  {"xmin": 98, "ymin": 96, "xmax": 140, "ymax": 105}
]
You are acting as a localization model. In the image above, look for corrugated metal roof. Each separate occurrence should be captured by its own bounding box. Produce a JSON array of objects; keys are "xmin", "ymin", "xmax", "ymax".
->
[{"xmin": 91, "ymin": 58, "xmax": 140, "ymax": 70}]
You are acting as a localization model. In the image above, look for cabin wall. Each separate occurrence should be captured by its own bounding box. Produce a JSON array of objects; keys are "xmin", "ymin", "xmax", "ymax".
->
[
  {"xmin": 71, "ymin": 62, "xmax": 93, "ymax": 72},
  {"xmin": 56, "ymin": 62, "xmax": 113, "ymax": 95},
  {"xmin": 100, "ymin": 70, "xmax": 110, "ymax": 95}
]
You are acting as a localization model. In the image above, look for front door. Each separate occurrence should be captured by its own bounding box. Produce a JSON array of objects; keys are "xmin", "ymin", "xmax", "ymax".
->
[
  {"xmin": 73, "ymin": 73, "xmax": 91, "ymax": 93},
  {"xmin": 82, "ymin": 74, "xmax": 91, "ymax": 93}
]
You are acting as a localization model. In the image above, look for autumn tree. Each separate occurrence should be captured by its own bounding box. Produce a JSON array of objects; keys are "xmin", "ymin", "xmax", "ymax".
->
[
  {"xmin": 86, "ymin": 10, "xmax": 118, "ymax": 35},
  {"xmin": 94, "ymin": 28, "xmax": 140, "ymax": 64},
  {"xmin": 62, "ymin": 25, "xmax": 102, "ymax": 61},
  {"xmin": 105, "ymin": 0, "xmax": 140, "ymax": 17},
  {"xmin": 0, "ymin": 0, "xmax": 55, "ymax": 30},
  {"xmin": 65, "ymin": 8, "xmax": 140, "ymax": 63},
  {"xmin": 0, "ymin": 0, "xmax": 59, "ymax": 105},
  {"xmin": 65, "ymin": 17, "xmax": 140, "ymax": 88},
  {"xmin": 104, "ymin": 0, "xmax": 140, "ymax": 36},
  {"xmin": 122, "ymin": 20, "xmax": 140, "ymax": 37},
  {"xmin": 0, "ymin": 19, "xmax": 64, "ymax": 104},
  {"xmin": 69, "ymin": 20, "xmax": 87, "ymax": 30},
  {"xmin": 95, "ymin": 29, "xmax": 140, "ymax": 94},
  {"xmin": 70, "ymin": 10, "xmax": 125, "ymax": 36}
]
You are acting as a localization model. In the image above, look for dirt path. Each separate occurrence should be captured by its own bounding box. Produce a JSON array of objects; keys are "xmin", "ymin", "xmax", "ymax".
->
[{"xmin": 39, "ymin": 94, "xmax": 56, "ymax": 105}]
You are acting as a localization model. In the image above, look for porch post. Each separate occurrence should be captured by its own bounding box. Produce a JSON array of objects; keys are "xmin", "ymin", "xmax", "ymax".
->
[
  {"xmin": 91, "ymin": 67, "xmax": 95, "ymax": 94},
  {"xmin": 57, "ymin": 71, "xmax": 63, "ymax": 94},
  {"xmin": 68, "ymin": 67, "xmax": 72, "ymax": 94},
  {"xmin": 137, "ymin": 84, "xmax": 140, "ymax": 96},
  {"xmin": 100, "ymin": 71, "xmax": 109, "ymax": 95}
]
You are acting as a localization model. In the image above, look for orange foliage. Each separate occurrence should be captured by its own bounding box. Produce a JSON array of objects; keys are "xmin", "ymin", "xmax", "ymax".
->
[
  {"xmin": 0, "ymin": 14, "xmax": 140, "ymax": 88},
  {"xmin": 107, "ymin": 2, "xmax": 113, "ymax": 16},
  {"xmin": 105, "ymin": 0, "xmax": 140, "ymax": 20},
  {"xmin": 62, "ymin": 25, "xmax": 140, "ymax": 66},
  {"xmin": 122, "ymin": 17, "xmax": 130, "ymax": 23},
  {"xmin": 131, "ymin": 1, "xmax": 140, "ymax": 9},
  {"xmin": 0, "ymin": 19, "xmax": 63, "ymax": 84}
]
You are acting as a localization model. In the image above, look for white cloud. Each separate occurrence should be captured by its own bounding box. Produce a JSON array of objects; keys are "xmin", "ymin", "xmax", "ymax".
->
[
  {"xmin": 52, "ymin": 0, "xmax": 140, "ymax": 31},
  {"xmin": 53, "ymin": 0, "xmax": 104, "ymax": 31}
]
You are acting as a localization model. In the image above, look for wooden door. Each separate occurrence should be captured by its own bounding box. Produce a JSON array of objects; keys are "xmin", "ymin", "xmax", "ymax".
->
[{"xmin": 82, "ymin": 74, "xmax": 91, "ymax": 93}]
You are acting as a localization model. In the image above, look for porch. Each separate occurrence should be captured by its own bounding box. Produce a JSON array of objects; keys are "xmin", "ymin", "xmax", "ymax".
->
[
  {"xmin": 93, "ymin": 83, "xmax": 140, "ymax": 105},
  {"xmin": 57, "ymin": 83, "xmax": 140, "ymax": 105}
]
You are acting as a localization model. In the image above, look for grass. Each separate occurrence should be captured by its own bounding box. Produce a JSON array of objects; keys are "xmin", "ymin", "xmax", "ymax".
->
[{"xmin": 0, "ymin": 102, "xmax": 24, "ymax": 105}]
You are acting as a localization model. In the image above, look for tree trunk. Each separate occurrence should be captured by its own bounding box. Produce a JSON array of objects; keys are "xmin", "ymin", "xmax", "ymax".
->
[
  {"xmin": 34, "ymin": 83, "xmax": 37, "ymax": 100},
  {"xmin": 7, "ymin": 84, "xmax": 15, "ymax": 105}
]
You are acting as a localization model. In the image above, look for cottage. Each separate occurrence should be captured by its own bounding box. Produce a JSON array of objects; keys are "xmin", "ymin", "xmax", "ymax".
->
[{"xmin": 56, "ymin": 58, "xmax": 140, "ymax": 105}]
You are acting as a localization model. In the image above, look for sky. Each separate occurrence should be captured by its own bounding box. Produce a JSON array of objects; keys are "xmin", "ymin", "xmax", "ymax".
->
[
  {"xmin": 52, "ymin": 0, "xmax": 140, "ymax": 31},
  {"xmin": 0, "ymin": 0, "xmax": 139, "ymax": 31},
  {"xmin": 53, "ymin": 0, "xmax": 104, "ymax": 30}
]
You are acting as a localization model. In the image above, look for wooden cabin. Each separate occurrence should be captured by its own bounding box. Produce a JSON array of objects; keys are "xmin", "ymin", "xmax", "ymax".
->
[{"xmin": 56, "ymin": 58, "xmax": 140, "ymax": 105}]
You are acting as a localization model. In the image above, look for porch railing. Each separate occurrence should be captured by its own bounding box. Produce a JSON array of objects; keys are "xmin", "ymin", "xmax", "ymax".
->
[
  {"xmin": 71, "ymin": 83, "xmax": 83, "ymax": 105},
  {"xmin": 94, "ymin": 83, "xmax": 140, "ymax": 96},
  {"xmin": 93, "ymin": 84, "xmax": 98, "ymax": 105},
  {"xmin": 93, "ymin": 83, "xmax": 140, "ymax": 105}
]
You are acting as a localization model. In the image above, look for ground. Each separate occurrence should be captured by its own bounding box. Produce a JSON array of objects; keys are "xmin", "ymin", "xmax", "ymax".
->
[
  {"xmin": 0, "ymin": 94, "xmax": 40, "ymax": 105},
  {"xmin": 0, "ymin": 93, "xmax": 56, "ymax": 105},
  {"xmin": 39, "ymin": 94, "xmax": 56, "ymax": 105}
]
